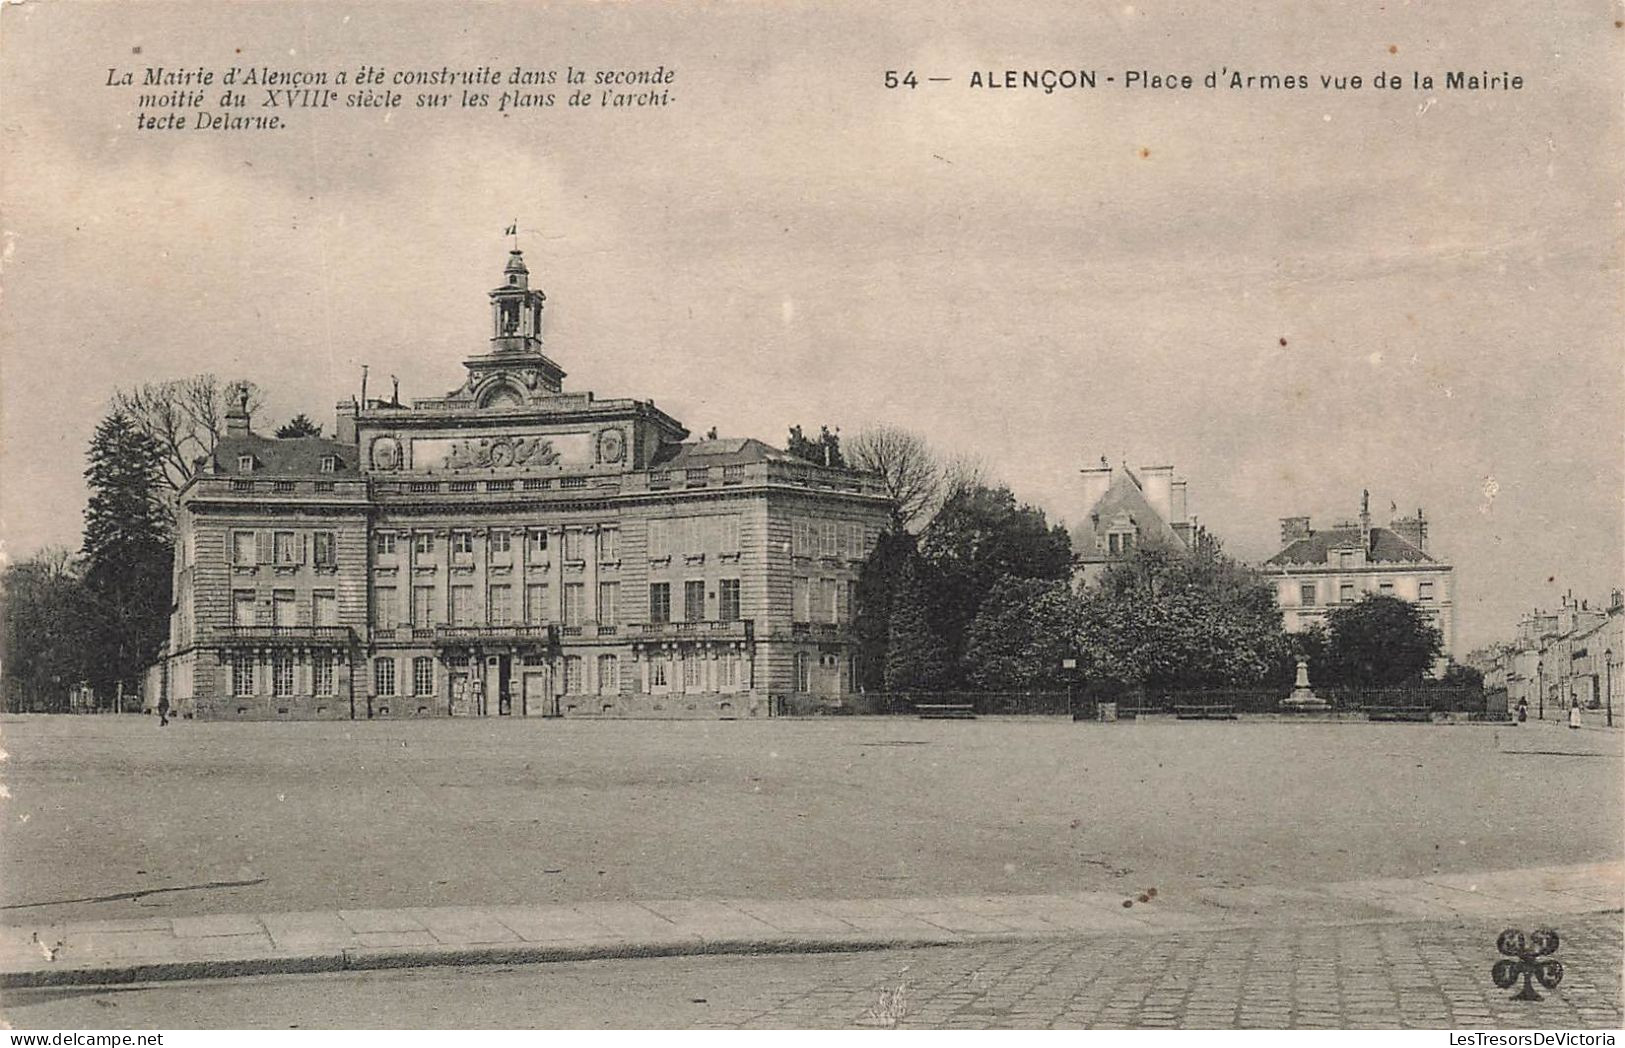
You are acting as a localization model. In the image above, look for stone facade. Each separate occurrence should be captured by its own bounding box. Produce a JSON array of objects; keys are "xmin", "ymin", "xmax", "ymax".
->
[
  {"xmin": 1262, "ymin": 491, "xmax": 1456, "ymax": 666},
  {"xmin": 160, "ymin": 249, "xmax": 891, "ymax": 720}
]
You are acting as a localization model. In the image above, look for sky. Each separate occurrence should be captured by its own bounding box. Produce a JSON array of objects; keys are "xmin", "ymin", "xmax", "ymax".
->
[{"xmin": 2, "ymin": 0, "xmax": 1620, "ymax": 652}]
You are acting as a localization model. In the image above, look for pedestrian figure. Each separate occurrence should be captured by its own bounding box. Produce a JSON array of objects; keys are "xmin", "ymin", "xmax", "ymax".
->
[
  {"xmin": 157, "ymin": 696, "xmax": 170, "ymax": 728},
  {"xmin": 1568, "ymin": 702, "xmax": 1582, "ymax": 730},
  {"xmin": 1516, "ymin": 698, "xmax": 1528, "ymax": 723}
]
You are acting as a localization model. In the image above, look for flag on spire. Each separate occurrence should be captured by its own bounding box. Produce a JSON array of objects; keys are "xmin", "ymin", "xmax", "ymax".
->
[{"xmin": 504, "ymin": 222, "xmax": 518, "ymax": 236}]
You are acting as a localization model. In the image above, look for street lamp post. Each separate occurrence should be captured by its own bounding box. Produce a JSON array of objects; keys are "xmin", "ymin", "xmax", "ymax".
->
[
  {"xmin": 1536, "ymin": 660, "xmax": 1544, "ymax": 721},
  {"xmin": 1606, "ymin": 647, "xmax": 1614, "ymax": 729}
]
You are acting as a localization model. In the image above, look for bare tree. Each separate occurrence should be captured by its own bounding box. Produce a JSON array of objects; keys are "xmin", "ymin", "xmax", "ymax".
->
[
  {"xmin": 111, "ymin": 375, "xmax": 264, "ymax": 495},
  {"xmin": 847, "ymin": 425, "xmax": 943, "ymax": 532}
]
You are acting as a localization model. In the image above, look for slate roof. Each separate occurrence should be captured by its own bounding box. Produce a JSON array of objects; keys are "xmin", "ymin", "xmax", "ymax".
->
[
  {"xmin": 650, "ymin": 437, "xmax": 835, "ymax": 470},
  {"xmin": 1072, "ymin": 468, "xmax": 1186, "ymax": 560},
  {"xmin": 1264, "ymin": 525, "xmax": 1433, "ymax": 566},
  {"xmin": 213, "ymin": 434, "xmax": 357, "ymax": 476}
]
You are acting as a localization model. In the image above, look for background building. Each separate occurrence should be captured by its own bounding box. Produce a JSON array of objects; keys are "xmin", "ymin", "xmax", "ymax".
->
[
  {"xmin": 160, "ymin": 249, "xmax": 891, "ymax": 720},
  {"xmin": 1071, "ymin": 459, "xmax": 1195, "ymax": 585},
  {"xmin": 1480, "ymin": 591, "xmax": 1621, "ymax": 717},
  {"xmin": 1262, "ymin": 491, "xmax": 1456, "ymax": 664}
]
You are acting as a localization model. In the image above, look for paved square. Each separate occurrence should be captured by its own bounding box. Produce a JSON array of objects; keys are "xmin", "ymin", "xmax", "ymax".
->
[{"xmin": 2, "ymin": 715, "xmax": 1618, "ymax": 930}]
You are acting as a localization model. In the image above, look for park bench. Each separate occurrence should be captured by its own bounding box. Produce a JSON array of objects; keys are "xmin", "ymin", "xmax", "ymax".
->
[
  {"xmin": 915, "ymin": 703, "xmax": 977, "ymax": 720},
  {"xmin": 1365, "ymin": 706, "xmax": 1432, "ymax": 722},
  {"xmin": 1116, "ymin": 706, "xmax": 1162, "ymax": 719},
  {"xmin": 1174, "ymin": 704, "xmax": 1238, "ymax": 720}
]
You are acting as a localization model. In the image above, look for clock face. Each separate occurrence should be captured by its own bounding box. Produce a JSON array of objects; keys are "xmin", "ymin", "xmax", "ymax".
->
[
  {"xmin": 489, "ymin": 440, "xmax": 515, "ymax": 467},
  {"xmin": 599, "ymin": 428, "xmax": 626, "ymax": 464}
]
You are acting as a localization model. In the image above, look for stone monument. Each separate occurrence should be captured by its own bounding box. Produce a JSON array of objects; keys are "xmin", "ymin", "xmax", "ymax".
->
[{"xmin": 1281, "ymin": 655, "xmax": 1330, "ymax": 711}]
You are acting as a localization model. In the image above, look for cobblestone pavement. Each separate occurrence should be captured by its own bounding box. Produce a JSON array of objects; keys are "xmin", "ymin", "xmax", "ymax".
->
[
  {"xmin": 10, "ymin": 911, "xmax": 1616, "ymax": 1029},
  {"xmin": 698, "ymin": 912, "xmax": 1624, "ymax": 1030}
]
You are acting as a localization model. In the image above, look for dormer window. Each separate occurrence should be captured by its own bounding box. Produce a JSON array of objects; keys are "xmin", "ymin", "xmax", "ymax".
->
[
  {"xmin": 320, "ymin": 455, "xmax": 337, "ymax": 473},
  {"xmin": 238, "ymin": 455, "xmax": 255, "ymax": 473},
  {"xmin": 508, "ymin": 274, "xmax": 519, "ymax": 285}
]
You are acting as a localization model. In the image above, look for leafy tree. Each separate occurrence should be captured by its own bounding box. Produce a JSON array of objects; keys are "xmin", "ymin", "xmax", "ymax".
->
[
  {"xmin": 847, "ymin": 425, "xmax": 941, "ymax": 532},
  {"xmin": 964, "ymin": 577, "xmax": 1078, "ymax": 691},
  {"xmin": 786, "ymin": 424, "xmax": 844, "ymax": 468},
  {"xmin": 275, "ymin": 413, "xmax": 323, "ymax": 438},
  {"xmin": 81, "ymin": 413, "xmax": 174, "ymax": 705},
  {"xmin": 1440, "ymin": 662, "xmax": 1485, "ymax": 692},
  {"xmin": 918, "ymin": 484, "xmax": 1073, "ymax": 682},
  {"xmin": 0, "ymin": 549, "xmax": 95, "ymax": 712},
  {"xmin": 1076, "ymin": 539, "xmax": 1287, "ymax": 690},
  {"xmin": 853, "ymin": 528, "xmax": 919, "ymax": 691},
  {"xmin": 1321, "ymin": 593, "xmax": 1443, "ymax": 687},
  {"xmin": 883, "ymin": 558, "xmax": 949, "ymax": 692}
]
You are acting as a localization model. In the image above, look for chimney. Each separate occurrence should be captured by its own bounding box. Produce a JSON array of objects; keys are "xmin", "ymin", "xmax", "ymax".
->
[
  {"xmin": 1280, "ymin": 516, "xmax": 1312, "ymax": 546},
  {"xmin": 224, "ymin": 388, "xmax": 252, "ymax": 437},
  {"xmin": 1388, "ymin": 507, "xmax": 1428, "ymax": 553},
  {"xmin": 334, "ymin": 398, "xmax": 358, "ymax": 445},
  {"xmin": 1140, "ymin": 464, "xmax": 1174, "ymax": 523},
  {"xmin": 1358, "ymin": 489, "xmax": 1372, "ymax": 551},
  {"xmin": 1079, "ymin": 458, "xmax": 1112, "ymax": 519},
  {"xmin": 1169, "ymin": 479, "xmax": 1188, "ymax": 525}
]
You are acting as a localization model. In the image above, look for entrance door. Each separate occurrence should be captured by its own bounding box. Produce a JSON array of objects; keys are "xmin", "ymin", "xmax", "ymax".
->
[
  {"xmin": 522, "ymin": 669, "xmax": 556, "ymax": 717},
  {"xmin": 497, "ymin": 655, "xmax": 513, "ymax": 716}
]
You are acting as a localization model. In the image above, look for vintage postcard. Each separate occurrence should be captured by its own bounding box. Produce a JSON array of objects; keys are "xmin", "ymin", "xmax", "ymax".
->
[{"xmin": 0, "ymin": 0, "xmax": 1620, "ymax": 1036}]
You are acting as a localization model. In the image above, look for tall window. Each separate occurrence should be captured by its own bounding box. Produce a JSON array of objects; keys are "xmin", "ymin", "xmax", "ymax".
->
[
  {"xmin": 792, "ymin": 519, "xmax": 814, "ymax": 557},
  {"xmin": 598, "ymin": 582, "xmax": 619, "ymax": 626},
  {"xmin": 563, "ymin": 531, "xmax": 586, "ymax": 562},
  {"xmin": 232, "ymin": 654, "xmax": 255, "ymax": 696},
  {"xmin": 718, "ymin": 651, "xmax": 740, "ymax": 688},
  {"xmin": 648, "ymin": 519, "xmax": 670, "ymax": 559},
  {"xmin": 844, "ymin": 522, "xmax": 864, "ymax": 557},
  {"xmin": 413, "ymin": 586, "xmax": 436, "ymax": 626},
  {"xmin": 313, "ymin": 531, "xmax": 336, "ymax": 568},
  {"xmin": 450, "ymin": 585, "xmax": 474, "ymax": 626},
  {"xmin": 1300, "ymin": 583, "xmax": 1316, "ymax": 606},
  {"xmin": 233, "ymin": 531, "xmax": 257, "ymax": 565},
  {"xmin": 597, "ymin": 654, "xmax": 619, "ymax": 694},
  {"xmin": 597, "ymin": 528, "xmax": 619, "ymax": 562},
  {"xmin": 718, "ymin": 579, "xmax": 741, "ymax": 622},
  {"xmin": 793, "ymin": 577, "xmax": 811, "ymax": 622},
  {"xmin": 312, "ymin": 654, "xmax": 335, "ymax": 697},
  {"xmin": 526, "ymin": 583, "xmax": 549, "ymax": 624},
  {"xmin": 414, "ymin": 532, "xmax": 435, "ymax": 558},
  {"xmin": 562, "ymin": 583, "xmax": 584, "ymax": 625},
  {"xmin": 717, "ymin": 516, "xmax": 740, "ymax": 555},
  {"xmin": 375, "ymin": 532, "xmax": 397, "ymax": 556},
  {"xmin": 683, "ymin": 651, "xmax": 704, "ymax": 689},
  {"xmin": 649, "ymin": 582, "xmax": 671, "ymax": 624},
  {"xmin": 820, "ymin": 579, "xmax": 838, "ymax": 623},
  {"xmin": 451, "ymin": 531, "xmax": 474, "ymax": 559},
  {"xmin": 685, "ymin": 580, "xmax": 706, "ymax": 621},
  {"xmin": 1339, "ymin": 582, "xmax": 1355, "ymax": 603},
  {"xmin": 413, "ymin": 656, "xmax": 435, "ymax": 696},
  {"xmin": 819, "ymin": 520, "xmax": 839, "ymax": 557},
  {"xmin": 489, "ymin": 585, "xmax": 513, "ymax": 625},
  {"xmin": 272, "ymin": 589, "xmax": 297, "ymax": 626},
  {"xmin": 1418, "ymin": 580, "xmax": 1435, "ymax": 602},
  {"xmin": 373, "ymin": 587, "xmax": 398, "ymax": 628},
  {"xmin": 314, "ymin": 591, "xmax": 337, "ymax": 627},
  {"xmin": 374, "ymin": 657, "xmax": 396, "ymax": 696},
  {"xmin": 232, "ymin": 589, "xmax": 256, "ymax": 626},
  {"xmin": 527, "ymin": 529, "xmax": 549, "ymax": 558},
  {"xmin": 273, "ymin": 531, "xmax": 299, "ymax": 565},
  {"xmin": 272, "ymin": 653, "xmax": 295, "ymax": 697},
  {"xmin": 489, "ymin": 530, "xmax": 511, "ymax": 556},
  {"xmin": 563, "ymin": 656, "xmax": 584, "ymax": 693},
  {"xmin": 794, "ymin": 652, "xmax": 811, "ymax": 693},
  {"xmin": 648, "ymin": 654, "xmax": 669, "ymax": 689}
]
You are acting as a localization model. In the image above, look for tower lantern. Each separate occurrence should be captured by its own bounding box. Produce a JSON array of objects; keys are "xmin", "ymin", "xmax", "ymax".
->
[{"xmin": 490, "ymin": 249, "xmax": 546, "ymax": 353}]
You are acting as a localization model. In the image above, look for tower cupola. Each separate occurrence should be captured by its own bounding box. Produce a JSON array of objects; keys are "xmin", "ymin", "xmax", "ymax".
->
[{"xmin": 489, "ymin": 248, "xmax": 546, "ymax": 353}]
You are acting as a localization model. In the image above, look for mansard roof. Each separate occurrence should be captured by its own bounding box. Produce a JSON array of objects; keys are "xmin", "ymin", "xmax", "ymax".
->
[
  {"xmin": 1264, "ymin": 525, "xmax": 1433, "ymax": 566},
  {"xmin": 651, "ymin": 437, "xmax": 814, "ymax": 469},
  {"xmin": 212, "ymin": 434, "xmax": 356, "ymax": 475}
]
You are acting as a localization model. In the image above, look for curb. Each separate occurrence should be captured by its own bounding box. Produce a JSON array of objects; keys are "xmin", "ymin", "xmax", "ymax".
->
[{"xmin": 0, "ymin": 930, "xmax": 976, "ymax": 990}]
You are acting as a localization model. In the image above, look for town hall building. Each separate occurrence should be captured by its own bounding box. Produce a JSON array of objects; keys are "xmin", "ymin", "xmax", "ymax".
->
[{"xmin": 159, "ymin": 248, "xmax": 891, "ymax": 719}]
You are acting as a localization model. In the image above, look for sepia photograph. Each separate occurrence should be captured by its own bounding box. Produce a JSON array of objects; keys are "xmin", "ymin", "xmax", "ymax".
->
[{"xmin": 0, "ymin": 0, "xmax": 1620, "ymax": 1037}]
